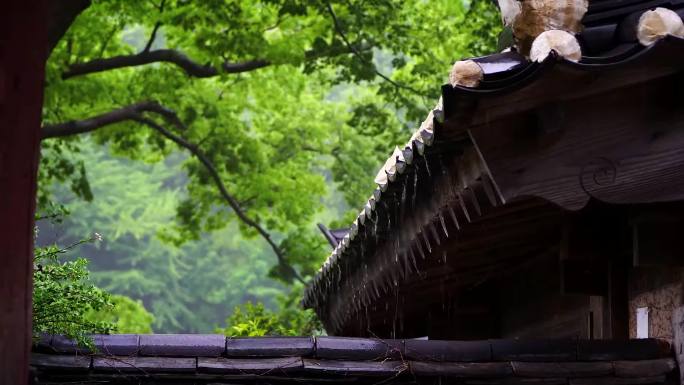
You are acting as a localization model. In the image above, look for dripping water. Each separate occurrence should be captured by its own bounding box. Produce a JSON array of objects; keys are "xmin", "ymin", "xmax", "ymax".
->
[
  {"xmin": 430, "ymin": 223, "xmax": 441, "ymax": 246},
  {"xmin": 409, "ymin": 248, "xmax": 419, "ymax": 272},
  {"xmin": 416, "ymin": 237, "xmax": 426, "ymax": 259},
  {"xmin": 438, "ymin": 153, "xmax": 447, "ymax": 176},
  {"xmin": 411, "ymin": 167, "xmax": 419, "ymax": 208},
  {"xmin": 400, "ymin": 178, "xmax": 408, "ymax": 218},
  {"xmin": 440, "ymin": 279, "xmax": 446, "ymax": 311},
  {"xmin": 423, "ymin": 155, "xmax": 432, "ymax": 178},
  {"xmin": 373, "ymin": 216, "xmax": 379, "ymax": 245},
  {"xmin": 422, "ymin": 229, "xmax": 432, "ymax": 253},
  {"xmin": 439, "ymin": 212, "xmax": 449, "ymax": 238}
]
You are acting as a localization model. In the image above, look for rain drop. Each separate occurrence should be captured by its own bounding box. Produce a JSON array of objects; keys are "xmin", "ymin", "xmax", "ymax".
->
[{"xmin": 439, "ymin": 212, "xmax": 449, "ymax": 238}]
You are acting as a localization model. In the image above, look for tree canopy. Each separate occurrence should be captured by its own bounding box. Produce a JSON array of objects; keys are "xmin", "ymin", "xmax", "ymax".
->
[{"xmin": 38, "ymin": 0, "xmax": 501, "ymax": 332}]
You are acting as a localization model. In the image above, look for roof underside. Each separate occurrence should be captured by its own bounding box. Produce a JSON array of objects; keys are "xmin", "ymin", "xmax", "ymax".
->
[
  {"xmin": 305, "ymin": 0, "xmax": 684, "ymax": 335},
  {"xmin": 32, "ymin": 334, "xmax": 675, "ymax": 384}
]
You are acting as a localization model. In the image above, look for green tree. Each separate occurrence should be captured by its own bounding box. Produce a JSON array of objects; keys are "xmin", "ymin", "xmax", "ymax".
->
[
  {"xmin": 40, "ymin": 0, "xmax": 501, "ymax": 286},
  {"xmin": 40, "ymin": 143, "xmax": 293, "ymax": 332},
  {"xmin": 33, "ymin": 239, "xmax": 114, "ymax": 348},
  {"xmin": 217, "ymin": 285, "xmax": 322, "ymax": 336},
  {"xmin": 86, "ymin": 295, "xmax": 155, "ymax": 334}
]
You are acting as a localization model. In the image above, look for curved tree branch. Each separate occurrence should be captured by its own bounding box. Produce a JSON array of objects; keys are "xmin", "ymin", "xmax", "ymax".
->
[
  {"xmin": 41, "ymin": 101, "xmax": 183, "ymax": 138},
  {"xmin": 41, "ymin": 102, "xmax": 305, "ymax": 284},
  {"xmin": 143, "ymin": 0, "xmax": 166, "ymax": 53},
  {"xmin": 324, "ymin": 1, "xmax": 428, "ymax": 98},
  {"xmin": 62, "ymin": 49, "xmax": 272, "ymax": 79}
]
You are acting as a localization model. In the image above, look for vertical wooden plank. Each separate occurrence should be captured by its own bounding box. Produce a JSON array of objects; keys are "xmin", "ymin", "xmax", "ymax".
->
[
  {"xmin": 608, "ymin": 257, "xmax": 630, "ymax": 340},
  {"xmin": 672, "ymin": 307, "xmax": 684, "ymax": 385},
  {"xmin": 0, "ymin": 1, "xmax": 48, "ymax": 384}
]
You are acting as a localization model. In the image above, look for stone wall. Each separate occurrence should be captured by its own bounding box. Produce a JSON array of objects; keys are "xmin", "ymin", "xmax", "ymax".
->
[{"xmin": 629, "ymin": 267, "xmax": 684, "ymax": 341}]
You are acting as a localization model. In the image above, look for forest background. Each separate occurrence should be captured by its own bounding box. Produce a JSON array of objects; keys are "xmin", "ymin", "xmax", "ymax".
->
[{"xmin": 34, "ymin": 0, "xmax": 500, "ymax": 339}]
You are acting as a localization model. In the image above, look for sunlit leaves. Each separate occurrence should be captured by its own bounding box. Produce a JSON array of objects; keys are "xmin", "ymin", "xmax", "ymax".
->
[
  {"xmin": 33, "ymin": 243, "xmax": 114, "ymax": 348},
  {"xmin": 41, "ymin": 0, "xmax": 500, "ymax": 288}
]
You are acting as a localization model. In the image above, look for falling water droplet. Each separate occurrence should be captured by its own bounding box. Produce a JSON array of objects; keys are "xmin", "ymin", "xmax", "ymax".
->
[
  {"xmin": 440, "ymin": 279, "xmax": 445, "ymax": 311},
  {"xmin": 448, "ymin": 204, "xmax": 460, "ymax": 230},
  {"xmin": 429, "ymin": 222, "xmax": 441, "ymax": 246},
  {"xmin": 424, "ymin": 155, "xmax": 432, "ymax": 178},
  {"xmin": 438, "ymin": 154, "xmax": 447, "ymax": 176},
  {"xmin": 409, "ymin": 249, "xmax": 419, "ymax": 272},
  {"xmin": 422, "ymin": 230, "xmax": 432, "ymax": 253},
  {"xmin": 400, "ymin": 179, "xmax": 408, "ymax": 218},
  {"xmin": 412, "ymin": 168, "xmax": 419, "ymax": 208},
  {"xmin": 415, "ymin": 239, "xmax": 426, "ymax": 260},
  {"xmin": 442, "ymin": 251, "xmax": 447, "ymax": 264},
  {"xmin": 439, "ymin": 212, "xmax": 449, "ymax": 238}
]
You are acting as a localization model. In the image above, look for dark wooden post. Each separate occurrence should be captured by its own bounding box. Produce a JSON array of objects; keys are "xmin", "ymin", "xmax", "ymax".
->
[
  {"xmin": 673, "ymin": 307, "xmax": 684, "ymax": 385},
  {"xmin": 0, "ymin": 1, "xmax": 48, "ymax": 384}
]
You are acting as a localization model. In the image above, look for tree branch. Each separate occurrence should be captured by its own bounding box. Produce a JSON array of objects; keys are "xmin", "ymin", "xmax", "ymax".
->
[
  {"xmin": 41, "ymin": 101, "xmax": 184, "ymax": 139},
  {"xmin": 62, "ymin": 30, "xmax": 370, "ymax": 80},
  {"xmin": 143, "ymin": 22, "xmax": 162, "ymax": 53},
  {"xmin": 62, "ymin": 49, "xmax": 272, "ymax": 79},
  {"xmin": 41, "ymin": 102, "xmax": 305, "ymax": 284},
  {"xmin": 324, "ymin": 2, "xmax": 427, "ymax": 98},
  {"xmin": 143, "ymin": 0, "xmax": 166, "ymax": 53}
]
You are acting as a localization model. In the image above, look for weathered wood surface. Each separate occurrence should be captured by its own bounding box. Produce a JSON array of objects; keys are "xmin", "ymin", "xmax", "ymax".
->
[
  {"xmin": 613, "ymin": 359, "xmax": 676, "ymax": 378},
  {"xmin": 226, "ymin": 336, "xmax": 314, "ymax": 357},
  {"xmin": 405, "ymin": 339, "xmax": 492, "ymax": 362},
  {"xmin": 492, "ymin": 340, "xmax": 577, "ymax": 362},
  {"xmin": 470, "ymin": 73, "xmax": 684, "ymax": 212},
  {"xmin": 51, "ymin": 334, "xmax": 140, "ymax": 355},
  {"xmin": 93, "ymin": 356, "xmax": 196, "ymax": 373},
  {"xmin": 569, "ymin": 376, "xmax": 667, "ymax": 385},
  {"xmin": 0, "ymin": 2, "xmax": 49, "ymax": 385},
  {"xmin": 140, "ymin": 333, "xmax": 225, "ymax": 356},
  {"xmin": 672, "ymin": 306, "xmax": 684, "ymax": 385},
  {"xmin": 577, "ymin": 339, "xmax": 671, "ymax": 361},
  {"xmin": 198, "ymin": 357, "xmax": 303, "ymax": 374},
  {"xmin": 31, "ymin": 354, "xmax": 91, "ymax": 371},
  {"xmin": 632, "ymin": 215, "xmax": 684, "ymax": 267},
  {"xmin": 316, "ymin": 336, "xmax": 401, "ymax": 360},
  {"xmin": 302, "ymin": 359, "xmax": 408, "ymax": 376},
  {"xmin": 461, "ymin": 379, "xmax": 568, "ymax": 385},
  {"xmin": 31, "ymin": 336, "xmax": 679, "ymax": 383},
  {"xmin": 512, "ymin": 362, "xmax": 614, "ymax": 378},
  {"xmin": 410, "ymin": 361, "xmax": 513, "ymax": 377}
]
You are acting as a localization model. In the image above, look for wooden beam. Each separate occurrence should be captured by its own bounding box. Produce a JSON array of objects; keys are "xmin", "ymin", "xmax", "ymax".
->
[
  {"xmin": 0, "ymin": 1, "xmax": 48, "ymax": 384},
  {"xmin": 470, "ymin": 74, "xmax": 684, "ymax": 211},
  {"xmin": 632, "ymin": 211, "xmax": 684, "ymax": 267}
]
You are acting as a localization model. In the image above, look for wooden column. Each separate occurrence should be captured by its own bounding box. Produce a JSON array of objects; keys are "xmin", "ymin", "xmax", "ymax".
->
[
  {"xmin": 674, "ymin": 307, "xmax": 684, "ymax": 384},
  {"xmin": 0, "ymin": 1, "xmax": 48, "ymax": 384}
]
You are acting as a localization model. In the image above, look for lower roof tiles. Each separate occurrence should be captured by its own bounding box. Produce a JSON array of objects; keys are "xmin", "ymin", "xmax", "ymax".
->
[{"xmin": 31, "ymin": 335, "xmax": 678, "ymax": 384}]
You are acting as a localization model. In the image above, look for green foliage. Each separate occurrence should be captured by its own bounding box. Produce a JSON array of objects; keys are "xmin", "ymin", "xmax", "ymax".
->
[
  {"xmin": 38, "ymin": 0, "xmax": 501, "ymax": 332},
  {"xmin": 86, "ymin": 294, "xmax": 155, "ymax": 334},
  {"xmin": 217, "ymin": 286, "xmax": 322, "ymax": 336},
  {"xmin": 33, "ymin": 238, "xmax": 114, "ymax": 349},
  {"xmin": 40, "ymin": 144, "xmax": 289, "ymax": 332}
]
